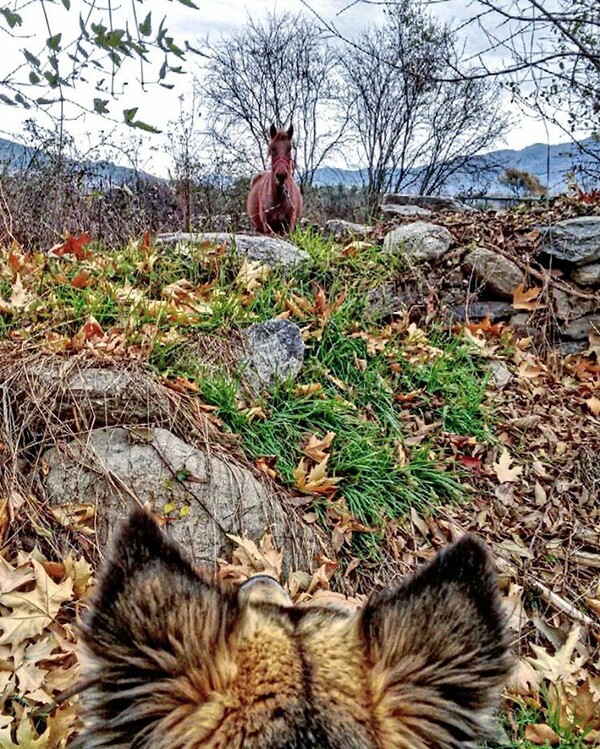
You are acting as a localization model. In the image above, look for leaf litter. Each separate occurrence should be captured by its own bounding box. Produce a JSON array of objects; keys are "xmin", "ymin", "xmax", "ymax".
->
[{"xmin": 0, "ymin": 203, "xmax": 599, "ymax": 746}]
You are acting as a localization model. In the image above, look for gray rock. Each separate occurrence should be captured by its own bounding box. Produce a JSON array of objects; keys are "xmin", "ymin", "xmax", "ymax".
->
[
  {"xmin": 324, "ymin": 219, "xmax": 373, "ymax": 238},
  {"xmin": 450, "ymin": 301, "xmax": 515, "ymax": 322},
  {"xmin": 365, "ymin": 281, "xmax": 422, "ymax": 319},
  {"xmin": 570, "ymin": 262, "xmax": 600, "ymax": 286},
  {"xmin": 380, "ymin": 204, "xmax": 433, "ymax": 218},
  {"xmin": 382, "ymin": 193, "xmax": 472, "ymax": 212},
  {"xmin": 557, "ymin": 340, "xmax": 589, "ymax": 356},
  {"xmin": 540, "ymin": 216, "xmax": 600, "ymax": 266},
  {"xmin": 489, "ymin": 361, "xmax": 513, "ymax": 389},
  {"xmin": 464, "ymin": 247, "xmax": 525, "ymax": 299},
  {"xmin": 156, "ymin": 232, "xmax": 309, "ymax": 270},
  {"xmin": 13, "ymin": 361, "xmax": 172, "ymax": 433},
  {"xmin": 551, "ymin": 288, "xmax": 599, "ymax": 321},
  {"xmin": 510, "ymin": 313, "xmax": 536, "ymax": 336},
  {"xmin": 562, "ymin": 315, "xmax": 600, "ymax": 341},
  {"xmin": 383, "ymin": 222, "xmax": 453, "ymax": 262},
  {"xmin": 42, "ymin": 426, "xmax": 321, "ymax": 571},
  {"xmin": 242, "ymin": 319, "xmax": 304, "ymax": 393}
]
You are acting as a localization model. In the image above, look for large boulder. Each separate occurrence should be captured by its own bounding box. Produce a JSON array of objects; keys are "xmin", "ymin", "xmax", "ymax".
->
[
  {"xmin": 324, "ymin": 219, "xmax": 373, "ymax": 239},
  {"xmin": 241, "ymin": 320, "xmax": 305, "ymax": 393},
  {"xmin": 570, "ymin": 262, "xmax": 600, "ymax": 287},
  {"xmin": 9, "ymin": 360, "xmax": 174, "ymax": 434},
  {"xmin": 382, "ymin": 193, "xmax": 471, "ymax": 212},
  {"xmin": 463, "ymin": 247, "xmax": 525, "ymax": 299},
  {"xmin": 156, "ymin": 232, "xmax": 309, "ymax": 270},
  {"xmin": 540, "ymin": 216, "xmax": 600, "ymax": 266},
  {"xmin": 42, "ymin": 426, "xmax": 322, "ymax": 571},
  {"xmin": 380, "ymin": 204, "xmax": 433, "ymax": 218},
  {"xmin": 383, "ymin": 221, "xmax": 453, "ymax": 262}
]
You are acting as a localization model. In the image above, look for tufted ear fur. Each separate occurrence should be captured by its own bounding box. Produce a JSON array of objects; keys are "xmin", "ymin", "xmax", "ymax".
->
[
  {"xmin": 75, "ymin": 510, "xmax": 510, "ymax": 749},
  {"xmin": 75, "ymin": 508, "xmax": 240, "ymax": 749},
  {"xmin": 359, "ymin": 535, "xmax": 510, "ymax": 749}
]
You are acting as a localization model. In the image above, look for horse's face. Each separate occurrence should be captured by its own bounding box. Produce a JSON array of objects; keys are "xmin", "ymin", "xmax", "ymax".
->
[{"xmin": 268, "ymin": 126, "xmax": 293, "ymax": 184}]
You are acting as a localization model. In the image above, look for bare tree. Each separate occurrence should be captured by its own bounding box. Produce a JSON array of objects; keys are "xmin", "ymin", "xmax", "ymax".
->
[
  {"xmin": 340, "ymin": 0, "xmax": 509, "ymax": 200},
  {"xmin": 336, "ymin": 0, "xmax": 600, "ymax": 178},
  {"xmin": 198, "ymin": 11, "xmax": 347, "ymax": 190},
  {"xmin": 165, "ymin": 93, "xmax": 206, "ymax": 232}
]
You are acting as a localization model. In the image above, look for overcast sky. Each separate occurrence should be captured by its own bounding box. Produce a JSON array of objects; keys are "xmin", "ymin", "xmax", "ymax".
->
[{"xmin": 0, "ymin": 0, "xmax": 574, "ymax": 177}]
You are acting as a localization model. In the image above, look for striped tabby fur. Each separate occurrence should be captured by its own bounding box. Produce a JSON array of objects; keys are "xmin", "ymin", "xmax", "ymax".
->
[{"xmin": 75, "ymin": 507, "xmax": 510, "ymax": 749}]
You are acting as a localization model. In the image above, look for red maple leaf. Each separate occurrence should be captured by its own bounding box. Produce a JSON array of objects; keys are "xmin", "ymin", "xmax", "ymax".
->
[
  {"xmin": 51, "ymin": 233, "xmax": 92, "ymax": 260},
  {"xmin": 140, "ymin": 231, "xmax": 153, "ymax": 250}
]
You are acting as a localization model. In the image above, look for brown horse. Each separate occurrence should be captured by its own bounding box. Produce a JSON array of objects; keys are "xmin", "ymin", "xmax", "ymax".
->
[{"xmin": 247, "ymin": 124, "xmax": 303, "ymax": 235}]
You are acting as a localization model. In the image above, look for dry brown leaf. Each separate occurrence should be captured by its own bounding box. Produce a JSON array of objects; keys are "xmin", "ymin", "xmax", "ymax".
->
[
  {"xmin": 512, "ymin": 284, "xmax": 544, "ymax": 311},
  {"xmin": 502, "ymin": 582, "xmax": 529, "ymax": 634},
  {"xmin": 528, "ymin": 625, "xmax": 585, "ymax": 684},
  {"xmin": 235, "ymin": 258, "xmax": 271, "ymax": 292},
  {"xmin": 0, "ymin": 558, "xmax": 34, "ymax": 596},
  {"xmin": 0, "ymin": 714, "xmax": 51, "ymax": 749},
  {"xmin": 0, "ymin": 560, "xmax": 73, "ymax": 648},
  {"xmin": 524, "ymin": 723, "xmax": 560, "ymax": 745},
  {"xmin": 293, "ymin": 456, "xmax": 341, "ymax": 496},
  {"xmin": 585, "ymin": 597, "xmax": 600, "ymax": 617},
  {"xmin": 294, "ymin": 383, "xmax": 323, "ymax": 397},
  {"xmin": 585, "ymin": 396, "xmax": 600, "ymax": 416},
  {"xmin": 507, "ymin": 657, "xmax": 543, "ymax": 696},
  {"xmin": 493, "ymin": 447, "xmax": 523, "ymax": 484},
  {"xmin": 302, "ymin": 432, "xmax": 335, "ymax": 462},
  {"xmin": 225, "ymin": 533, "xmax": 283, "ymax": 581},
  {"xmin": 9, "ymin": 274, "xmax": 29, "ymax": 309}
]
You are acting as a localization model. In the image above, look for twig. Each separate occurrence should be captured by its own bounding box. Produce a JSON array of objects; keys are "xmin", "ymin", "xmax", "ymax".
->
[{"xmin": 495, "ymin": 556, "xmax": 597, "ymax": 628}]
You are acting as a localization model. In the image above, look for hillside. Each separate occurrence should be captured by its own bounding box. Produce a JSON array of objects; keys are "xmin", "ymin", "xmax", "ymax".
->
[
  {"xmin": 0, "ymin": 136, "xmax": 158, "ymax": 186},
  {"xmin": 312, "ymin": 138, "xmax": 600, "ymax": 194},
  {"xmin": 2, "ymin": 133, "xmax": 598, "ymax": 196}
]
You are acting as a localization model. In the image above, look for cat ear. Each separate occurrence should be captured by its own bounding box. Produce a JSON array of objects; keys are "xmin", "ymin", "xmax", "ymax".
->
[
  {"xmin": 77, "ymin": 508, "xmax": 231, "ymax": 748},
  {"xmin": 361, "ymin": 536, "xmax": 511, "ymax": 749}
]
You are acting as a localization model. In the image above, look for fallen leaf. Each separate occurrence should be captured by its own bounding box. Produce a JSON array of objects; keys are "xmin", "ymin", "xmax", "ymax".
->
[
  {"xmin": 524, "ymin": 723, "xmax": 559, "ymax": 745},
  {"xmin": 49, "ymin": 232, "xmax": 91, "ymax": 260},
  {"xmin": 512, "ymin": 284, "xmax": 544, "ymax": 311},
  {"xmin": 293, "ymin": 456, "xmax": 341, "ymax": 496},
  {"xmin": 585, "ymin": 396, "xmax": 600, "ymax": 416},
  {"xmin": 302, "ymin": 432, "xmax": 335, "ymax": 462},
  {"xmin": 493, "ymin": 447, "xmax": 523, "ymax": 484},
  {"xmin": 0, "ymin": 559, "xmax": 73, "ymax": 648}
]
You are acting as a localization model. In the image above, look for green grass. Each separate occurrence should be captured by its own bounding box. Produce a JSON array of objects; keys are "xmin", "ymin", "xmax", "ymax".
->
[
  {"xmin": 0, "ymin": 232, "xmax": 496, "ymax": 554},
  {"xmin": 202, "ymin": 373, "xmax": 461, "ymax": 531},
  {"xmin": 499, "ymin": 699, "xmax": 596, "ymax": 749},
  {"xmin": 392, "ymin": 332, "xmax": 492, "ymax": 439}
]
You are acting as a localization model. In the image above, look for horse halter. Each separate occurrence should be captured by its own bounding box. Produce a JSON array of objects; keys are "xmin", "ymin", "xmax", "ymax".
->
[{"xmin": 271, "ymin": 156, "xmax": 293, "ymax": 176}]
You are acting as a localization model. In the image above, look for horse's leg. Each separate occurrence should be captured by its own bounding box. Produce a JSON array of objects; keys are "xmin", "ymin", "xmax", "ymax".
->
[{"xmin": 248, "ymin": 189, "xmax": 266, "ymax": 233}]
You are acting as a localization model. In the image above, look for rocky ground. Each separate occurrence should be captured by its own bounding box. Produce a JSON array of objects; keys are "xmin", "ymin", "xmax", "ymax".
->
[{"xmin": 0, "ymin": 192, "xmax": 598, "ymax": 747}]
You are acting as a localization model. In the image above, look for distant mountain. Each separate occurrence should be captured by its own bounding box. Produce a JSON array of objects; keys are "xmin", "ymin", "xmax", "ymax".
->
[
  {"xmin": 0, "ymin": 136, "xmax": 158, "ymax": 186},
  {"xmin": 312, "ymin": 139, "xmax": 600, "ymax": 194},
  {"xmin": 1, "ymin": 133, "xmax": 597, "ymax": 195}
]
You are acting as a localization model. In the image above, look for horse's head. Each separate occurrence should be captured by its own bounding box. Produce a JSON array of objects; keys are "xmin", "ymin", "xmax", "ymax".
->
[{"xmin": 268, "ymin": 123, "xmax": 293, "ymax": 184}]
